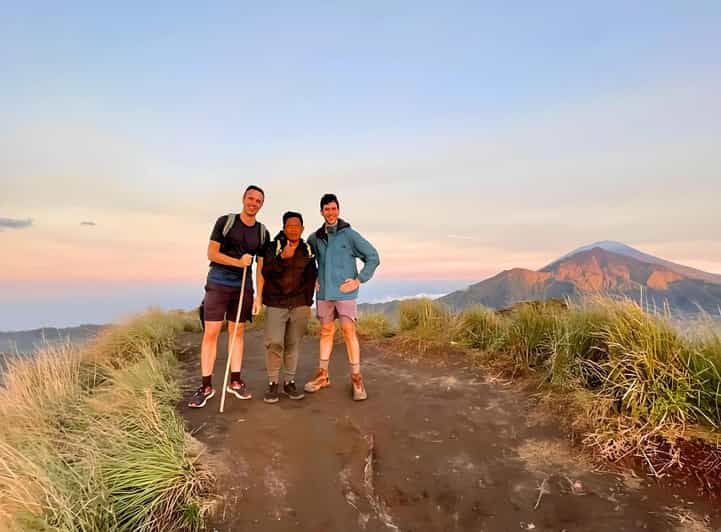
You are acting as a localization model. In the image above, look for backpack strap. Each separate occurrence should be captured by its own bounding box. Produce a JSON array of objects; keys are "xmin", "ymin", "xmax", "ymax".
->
[
  {"xmin": 258, "ymin": 222, "xmax": 267, "ymax": 249},
  {"xmin": 222, "ymin": 213, "xmax": 237, "ymax": 237},
  {"xmin": 223, "ymin": 215, "xmax": 267, "ymax": 254}
]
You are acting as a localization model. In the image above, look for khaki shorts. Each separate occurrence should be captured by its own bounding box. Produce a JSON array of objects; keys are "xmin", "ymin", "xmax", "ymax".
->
[{"xmin": 316, "ymin": 299, "xmax": 357, "ymax": 324}]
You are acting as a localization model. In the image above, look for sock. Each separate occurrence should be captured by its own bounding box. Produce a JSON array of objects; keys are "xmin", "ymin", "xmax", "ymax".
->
[
  {"xmin": 202, "ymin": 375, "xmax": 212, "ymax": 389},
  {"xmin": 231, "ymin": 371, "xmax": 241, "ymax": 383},
  {"xmin": 350, "ymin": 363, "xmax": 361, "ymax": 375},
  {"xmin": 319, "ymin": 359, "xmax": 330, "ymax": 371}
]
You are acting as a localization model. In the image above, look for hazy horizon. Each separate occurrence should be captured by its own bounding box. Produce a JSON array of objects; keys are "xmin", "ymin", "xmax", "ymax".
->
[{"xmin": 3, "ymin": 3, "xmax": 720, "ymax": 330}]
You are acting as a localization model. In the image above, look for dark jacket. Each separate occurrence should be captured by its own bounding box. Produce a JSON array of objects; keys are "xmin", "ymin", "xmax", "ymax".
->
[{"xmin": 262, "ymin": 232, "xmax": 318, "ymax": 309}]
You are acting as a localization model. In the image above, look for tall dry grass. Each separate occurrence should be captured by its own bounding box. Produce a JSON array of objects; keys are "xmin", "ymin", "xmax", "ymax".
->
[
  {"xmin": 0, "ymin": 310, "xmax": 212, "ymax": 531},
  {"xmin": 396, "ymin": 295, "xmax": 721, "ymax": 467}
]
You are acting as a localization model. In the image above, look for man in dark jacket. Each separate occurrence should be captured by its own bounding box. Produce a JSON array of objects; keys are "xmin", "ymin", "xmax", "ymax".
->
[{"xmin": 261, "ymin": 211, "xmax": 318, "ymax": 403}]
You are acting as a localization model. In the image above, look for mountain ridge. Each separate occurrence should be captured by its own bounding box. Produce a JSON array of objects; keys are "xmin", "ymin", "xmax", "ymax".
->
[{"xmin": 359, "ymin": 242, "xmax": 721, "ymax": 317}]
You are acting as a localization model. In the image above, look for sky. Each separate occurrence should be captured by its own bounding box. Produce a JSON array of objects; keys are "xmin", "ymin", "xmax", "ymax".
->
[{"xmin": 2, "ymin": 1, "xmax": 721, "ymax": 330}]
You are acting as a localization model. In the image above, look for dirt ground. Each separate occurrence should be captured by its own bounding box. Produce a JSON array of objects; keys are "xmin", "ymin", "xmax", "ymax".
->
[{"xmin": 176, "ymin": 330, "xmax": 721, "ymax": 532}]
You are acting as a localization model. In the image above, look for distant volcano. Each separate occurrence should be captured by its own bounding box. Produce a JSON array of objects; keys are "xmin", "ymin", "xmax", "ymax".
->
[{"xmin": 434, "ymin": 242, "xmax": 721, "ymax": 316}]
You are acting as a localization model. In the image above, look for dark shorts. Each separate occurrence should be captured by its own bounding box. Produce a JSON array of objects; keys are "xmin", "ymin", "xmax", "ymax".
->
[
  {"xmin": 316, "ymin": 299, "xmax": 358, "ymax": 324},
  {"xmin": 203, "ymin": 282, "xmax": 254, "ymax": 323}
]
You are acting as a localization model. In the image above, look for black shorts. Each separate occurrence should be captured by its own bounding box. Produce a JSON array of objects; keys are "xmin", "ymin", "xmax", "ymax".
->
[{"xmin": 202, "ymin": 282, "xmax": 254, "ymax": 323}]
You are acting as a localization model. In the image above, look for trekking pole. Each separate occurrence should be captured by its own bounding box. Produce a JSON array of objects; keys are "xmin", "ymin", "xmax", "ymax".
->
[{"xmin": 220, "ymin": 266, "xmax": 248, "ymax": 413}]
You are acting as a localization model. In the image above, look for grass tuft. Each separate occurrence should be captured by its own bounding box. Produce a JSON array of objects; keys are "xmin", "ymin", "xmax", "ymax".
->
[{"xmin": 0, "ymin": 310, "xmax": 213, "ymax": 531}]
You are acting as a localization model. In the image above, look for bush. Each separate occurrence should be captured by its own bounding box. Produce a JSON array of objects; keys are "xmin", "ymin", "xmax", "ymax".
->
[
  {"xmin": 0, "ymin": 311, "xmax": 213, "ymax": 531},
  {"xmin": 544, "ymin": 303, "xmax": 612, "ymax": 387},
  {"xmin": 451, "ymin": 306, "xmax": 505, "ymax": 351},
  {"xmin": 501, "ymin": 301, "xmax": 559, "ymax": 368},
  {"xmin": 397, "ymin": 299, "xmax": 453, "ymax": 352},
  {"xmin": 357, "ymin": 313, "xmax": 396, "ymax": 339}
]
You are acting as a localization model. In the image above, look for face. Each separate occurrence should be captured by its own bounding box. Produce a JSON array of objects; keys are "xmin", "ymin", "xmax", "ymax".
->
[
  {"xmin": 242, "ymin": 189, "xmax": 264, "ymax": 216},
  {"xmin": 321, "ymin": 201, "xmax": 339, "ymax": 225},
  {"xmin": 283, "ymin": 217, "xmax": 303, "ymax": 241}
]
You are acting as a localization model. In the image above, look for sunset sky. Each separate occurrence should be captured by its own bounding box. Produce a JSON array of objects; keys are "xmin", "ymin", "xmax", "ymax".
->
[{"xmin": 2, "ymin": 2, "xmax": 721, "ymax": 329}]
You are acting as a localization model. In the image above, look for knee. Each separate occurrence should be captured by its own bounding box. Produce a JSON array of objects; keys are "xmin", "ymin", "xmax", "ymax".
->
[
  {"xmin": 340, "ymin": 322, "xmax": 356, "ymax": 338},
  {"xmin": 266, "ymin": 342, "xmax": 283, "ymax": 354},
  {"xmin": 320, "ymin": 323, "xmax": 335, "ymax": 338},
  {"xmin": 229, "ymin": 321, "xmax": 245, "ymax": 332},
  {"xmin": 202, "ymin": 325, "xmax": 221, "ymax": 342}
]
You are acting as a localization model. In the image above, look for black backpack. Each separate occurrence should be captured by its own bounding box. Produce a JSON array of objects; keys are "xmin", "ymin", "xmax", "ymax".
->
[{"xmin": 198, "ymin": 214, "xmax": 268, "ymax": 329}]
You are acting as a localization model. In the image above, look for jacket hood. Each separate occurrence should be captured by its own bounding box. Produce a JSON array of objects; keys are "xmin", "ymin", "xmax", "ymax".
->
[{"xmin": 314, "ymin": 218, "xmax": 351, "ymax": 241}]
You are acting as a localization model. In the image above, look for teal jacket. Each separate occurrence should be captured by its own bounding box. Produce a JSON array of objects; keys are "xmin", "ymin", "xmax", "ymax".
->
[{"xmin": 307, "ymin": 219, "xmax": 380, "ymax": 301}]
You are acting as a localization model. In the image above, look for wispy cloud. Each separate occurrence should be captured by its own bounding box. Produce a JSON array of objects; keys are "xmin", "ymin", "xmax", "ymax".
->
[
  {"xmin": 80, "ymin": 221, "xmax": 97, "ymax": 226},
  {"xmin": 447, "ymin": 234, "xmax": 475, "ymax": 241},
  {"xmin": 0, "ymin": 217, "xmax": 33, "ymax": 230}
]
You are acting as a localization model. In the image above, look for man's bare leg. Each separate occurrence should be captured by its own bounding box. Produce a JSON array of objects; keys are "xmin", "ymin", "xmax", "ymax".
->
[
  {"xmin": 225, "ymin": 321, "xmax": 251, "ymax": 398},
  {"xmin": 319, "ymin": 321, "xmax": 335, "ymax": 367},
  {"xmin": 188, "ymin": 320, "xmax": 223, "ymax": 407},
  {"xmin": 304, "ymin": 321, "xmax": 334, "ymax": 392},
  {"xmin": 340, "ymin": 319, "xmax": 360, "ymax": 374},
  {"xmin": 226, "ymin": 321, "xmax": 245, "ymax": 372},
  {"xmin": 341, "ymin": 319, "xmax": 367, "ymax": 400},
  {"xmin": 200, "ymin": 321, "xmax": 223, "ymax": 377}
]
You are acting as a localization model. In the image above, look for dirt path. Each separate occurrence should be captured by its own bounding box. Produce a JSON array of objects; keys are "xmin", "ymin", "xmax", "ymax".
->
[{"xmin": 176, "ymin": 331, "xmax": 720, "ymax": 532}]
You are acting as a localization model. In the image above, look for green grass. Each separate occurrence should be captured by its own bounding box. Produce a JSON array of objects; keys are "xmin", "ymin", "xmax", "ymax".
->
[
  {"xmin": 357, "ymin": 312, "xmax": 396, "ymax": 339},
  {"xmin": 397, "ymin": 299, "xmax": 453, "ymax": 352},
  {"xmin": 450, "ymin": 305, "xmax": 505, "ymax": 351},
  {"xmin": 392, "ymin": 295, "xmax": 721, "ymax": 472},
  {"xmin": 0, "ymin": 311, "xmax": 212, "ymax": 531},
  {"xmin": 500, "ymin": 301, "xmax": 559, "ymax": 369}
]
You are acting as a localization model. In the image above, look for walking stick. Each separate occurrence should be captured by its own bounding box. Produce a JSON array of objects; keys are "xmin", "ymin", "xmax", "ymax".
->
[{"xmin": 220, "ymin": 266, "xmax": 248, "ymax": 413}]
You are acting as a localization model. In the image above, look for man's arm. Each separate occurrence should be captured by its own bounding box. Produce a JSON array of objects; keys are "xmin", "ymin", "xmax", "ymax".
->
[
  {"xmin": 207, "ymin": 216, "xmax": 252, "ymax": 268},
  {"xmin": 303, "ymin": 258, "xmax": 318, "ymax": 306},
  {"xmin": 254, "ymin": 256, "xmax": 265, "ymax": 314},
  {"xmin": 261, "ymin": 243, "xmax": 284, "ymax": 277},
  {"xmin": 253, "ymin": 227, "xmax": 272, "ymax": 314},
  {"xmin": 208, "ymin": 241, "xmax": 252, "ymax": 268},
  {"xmin": 350, "ymin": 230, "xmax": 380, "ymax": 283}
]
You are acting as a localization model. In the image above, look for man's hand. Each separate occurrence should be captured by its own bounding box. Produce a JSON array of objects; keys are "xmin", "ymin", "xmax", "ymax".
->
[
  {"xmin": 339, "ymin": 278, "xmax": 360, "ymax": 293},
  {"xmin": 315, "ymin": 280, "xmax": 320, "ymax": 292},
  {"xmin": 238, "ymin": 254, "xmax": 253, "ymax": 268},
  {"xmin": 252, "ymin": 294, "xmax": 262, "ymax": 315},
  {"xmin": 281, "ymin": 241, "xmax": 298, "ymax": 260}
]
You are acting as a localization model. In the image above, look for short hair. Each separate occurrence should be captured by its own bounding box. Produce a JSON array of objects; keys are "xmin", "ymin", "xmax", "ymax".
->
[
  {"xmin": 282, "ymin": 211, "xmax": 304, "ymax": 226},
  {"xmin": 243, "ymin": 185, "xmax": 265, "ymax": 199},
  {"xmin": 320, "ymin": 193, "xmax": 339, "ymax": 209}
]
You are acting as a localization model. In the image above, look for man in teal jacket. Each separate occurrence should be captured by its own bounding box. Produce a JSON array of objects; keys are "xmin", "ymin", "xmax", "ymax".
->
[{"xmin": 304, "ymin": 193, "xmax": 380, "ymax": 400}]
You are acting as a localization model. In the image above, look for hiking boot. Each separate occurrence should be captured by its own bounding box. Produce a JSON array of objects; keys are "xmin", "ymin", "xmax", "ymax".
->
[
  {"xmin": 264, "ymin": 382, "xmax": 279, "ymax": 404},
  {"xmin": 304, "ymin": 368, "xmax": 330, "ymax": 393},
  {"xmin": 282, "ymin": 380, "xmax": 304, "ymax": 400},
  {"xmin": 227, "ymin": 379, "xmax": 252, "ymax": 400},
  {"xmin": 351, "ymin": 373, "xmax": 367, "ymax": 401},
  {"xmin": 188, "ymin": 386, "xmax": 215, "ymax": 408}
]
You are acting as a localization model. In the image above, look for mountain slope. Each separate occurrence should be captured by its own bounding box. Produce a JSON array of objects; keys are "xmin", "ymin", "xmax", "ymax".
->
[
  {"xmin": 439, "ymin": 246, "xmax": 721, "ymax": 315},
  {"xmin": 546, "ymin": 241, "xmax": 721, "ymax": 285},
  {"xmin": 0, "ymin": 324, "xmax": 105, "ymax": 354}
]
